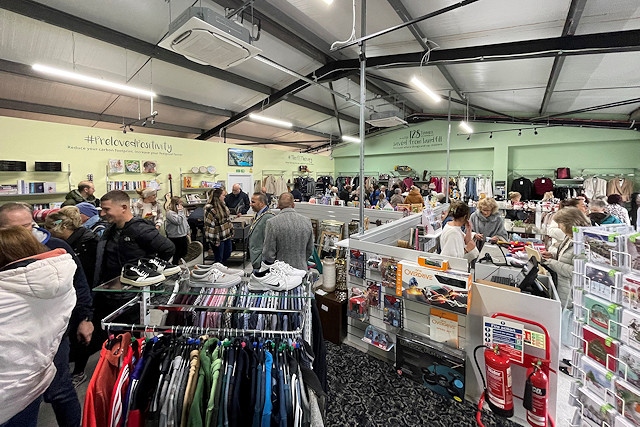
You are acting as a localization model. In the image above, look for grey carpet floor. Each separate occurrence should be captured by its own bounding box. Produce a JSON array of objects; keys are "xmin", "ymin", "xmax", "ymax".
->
[{"xmin": 325, "ymin": 341, "xmax": 522, "ymax": 427}]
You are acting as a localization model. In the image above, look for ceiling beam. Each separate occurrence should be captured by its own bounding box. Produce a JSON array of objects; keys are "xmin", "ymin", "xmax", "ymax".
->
[
  {"xmin": 385, "ymin": 0, "xmax": 466, "ymax": 102},
  {"xmin": 223, "ymin": 133, "xmax": 312, "ymax": 150},
  {"xmin": 363, "ymin": 29, "xmax": 640, "ymax": 68},
  {"xmin": 538, "ymin": 0, "xmax": 588, "ymax": 115},
  {"xmin": 0, "ymin": 0, "xmax": 359, "ymax": 127},
  {"xmin": 0, "ymin": 98, "xmax": 204, "ymax": 134}
]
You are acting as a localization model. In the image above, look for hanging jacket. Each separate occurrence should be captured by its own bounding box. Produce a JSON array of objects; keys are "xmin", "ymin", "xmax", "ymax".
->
[
  {"xmin": 0, "ymin": 249, "xmax": 77, "ymax": 424},
  {"xmin": 403, "ymin": 188, "xmax": 424, "ymax": 206}
]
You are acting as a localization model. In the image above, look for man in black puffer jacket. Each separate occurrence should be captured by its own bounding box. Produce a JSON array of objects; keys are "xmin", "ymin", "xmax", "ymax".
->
[{"xmin": 94, "ymin": 190, "xmax": 175, "ymax": 325}]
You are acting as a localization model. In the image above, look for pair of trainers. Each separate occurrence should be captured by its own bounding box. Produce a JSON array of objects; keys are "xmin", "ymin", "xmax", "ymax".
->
[
  {"xmin": 120, "ymin": 257, "xmax": 180, "ymax": 287},
  {"xmin": 190, "ymin": 263, "xmax": 244, "ymax": 288},
  {"xmin": 249, "ymin": 260, "xmax": 306, "ymax": 291}
]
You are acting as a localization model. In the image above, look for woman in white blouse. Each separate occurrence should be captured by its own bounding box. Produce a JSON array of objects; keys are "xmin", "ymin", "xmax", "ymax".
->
[{"xmin": 440, "ymin": 201, "xmax": 479, "ymax": 262}]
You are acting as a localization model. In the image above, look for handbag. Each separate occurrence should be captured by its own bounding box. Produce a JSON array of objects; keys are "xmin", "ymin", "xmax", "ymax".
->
[{"xmin": 556, "ymin": 167, "xmax": 571, "ymax": 179}]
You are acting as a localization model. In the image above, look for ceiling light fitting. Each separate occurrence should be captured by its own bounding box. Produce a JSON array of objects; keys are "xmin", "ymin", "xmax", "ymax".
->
[
  {"xmin": 459, "ymin": 120, "xmax": 473, "ymax": 134},
  {"xmin": 342, "ymin": 135, "xmax": 361, "ymax": 144},
  {"xmin": 410, "ymin": 76, "xmax": 441, "ymax": 103},
  {"xmin": 489, "ymin": 132, "xmax": 493, "ymax": 139},
  {"xmin": 33, "ymin": 64, "xmax": 156, "ymax": 98},
  {"xmin": 534, "ymin": 128, "xmax": 538, "ymax": 135},
  {"xmin": 518, "ymin": 129, "xmax": 522, "ymax": 136},
  {"xmin": 466, "ymin": 135, "xmax": 471, "ymax": 141},
  {"xmin": 248, "ymin": 113, "xmax": 293, "ymax": 128}
]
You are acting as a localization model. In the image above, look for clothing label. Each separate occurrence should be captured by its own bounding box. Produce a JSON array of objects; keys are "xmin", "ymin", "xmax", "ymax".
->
[{"xmin": 320, "ymin": 304, "xmax": 328, "ymax": 312}]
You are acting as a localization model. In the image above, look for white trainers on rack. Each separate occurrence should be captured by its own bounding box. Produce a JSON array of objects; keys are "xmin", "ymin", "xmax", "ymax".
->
[
  {"xmin": 250, "ymin": 263, "xmax": 303, "ymax": 291},
  {"xmin": 193, "ymin": 263, "xmax": 245, "ymax": 277},
  {"xmin": 190, "ymin": 268, "xmax": 242, "ymax": 288},
  {"xmin": 268, "ymin": 260, "xmax": 307, "ymax": 278}
]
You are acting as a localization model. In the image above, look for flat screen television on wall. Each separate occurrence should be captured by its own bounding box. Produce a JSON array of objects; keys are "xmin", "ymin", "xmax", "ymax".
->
[{"xmin": 228, "ymin": 148, "xmax": 254, "ymax": 167}]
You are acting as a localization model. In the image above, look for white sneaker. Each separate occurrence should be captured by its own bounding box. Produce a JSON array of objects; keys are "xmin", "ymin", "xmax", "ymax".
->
[
  {"xmin": 249, "ymin": 265, "xmax": 302, "ymax": 291},
  {"xmin": 271, "ymin": 260, "xmax": 307, "ymax": 277},
  {"xmin": 193, "ymin": 263, "xmax": 245, "ymax": 277},
  {"xmin": 190, "ymin": 268, "xmax": 242, "ymax": 288}
]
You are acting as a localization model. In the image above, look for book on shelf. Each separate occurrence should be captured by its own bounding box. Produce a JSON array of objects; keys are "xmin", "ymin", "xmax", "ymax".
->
[
  {"xmin": 43, "ymin": 182, "xmax": 57, "ymax": 193},
  {"xmin": 28, "ymin": 182, "xmax": 45, "ymax": 194},
  {"xmin": 0, "ymin": 184, "xmax": 19, "ymax": 194}
]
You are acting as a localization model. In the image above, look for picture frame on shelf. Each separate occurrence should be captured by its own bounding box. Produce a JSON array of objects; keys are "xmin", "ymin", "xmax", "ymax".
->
[
  {"xmin": 319, "ymin": 220, "xmax": 344, "ymax": 243},
  {"xmin": 108, "ymin": 159, "xmax": 124, "ymax": 174},
  {"xmin": 142, "ymin": 160, "xmax": 157, "ymax": 174},
  {"xmin": 124, "ymin": 160, "xmax": 141, "ymax": 173},
  {"xmin": 319, "ymin": 230, "xmax": 341, "ymax": 258}
]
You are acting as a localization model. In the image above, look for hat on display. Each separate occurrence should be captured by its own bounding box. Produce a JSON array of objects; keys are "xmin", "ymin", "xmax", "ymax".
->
[{"xmin": 76, "ymin": 202, "xmax": 98, "ymax": 217}]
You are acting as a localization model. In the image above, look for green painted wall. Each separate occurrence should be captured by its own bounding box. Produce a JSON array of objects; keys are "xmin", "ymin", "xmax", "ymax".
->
[
  {"xmin": 0, "ymin": 116, "xmax": 334, "ymax": 204},
  {"xmin": 333, "ymin": 120, "xmax": 640, "ymax": 190}
]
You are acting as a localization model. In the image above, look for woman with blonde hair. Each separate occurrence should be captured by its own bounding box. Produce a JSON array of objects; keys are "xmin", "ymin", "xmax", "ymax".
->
[
  {"xmin": 470, "ymin": 198, "xmax": 508, "ymax": 249},
  {"xmin": 133, "ymin": 187, "xmax": 164, "ymax": 229},
  {"xmin": 165, "ymin": 196, "xmax": 190, "ymax": 262},
  {"xmin": 540, "ymin": 207, "xmax": 590, "ymax": 307},
  {"xmin": 0, "ymin": 226, "xmax": 76, "ymax": 426},
  {"xmin": 204, "ymin": 188, "xmax": 234, "ymax": 263},
  {"xmin": 44, "ymin": 206, "xmax": 100, "ymax": 387}
]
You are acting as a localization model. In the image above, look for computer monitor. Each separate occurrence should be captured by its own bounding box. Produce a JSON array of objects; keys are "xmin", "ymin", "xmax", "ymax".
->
[{"xmin": 516, "ymin": 256, "xmax": 550, "ymax": 298}]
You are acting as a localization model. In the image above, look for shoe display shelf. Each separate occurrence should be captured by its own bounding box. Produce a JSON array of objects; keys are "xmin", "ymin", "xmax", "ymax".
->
[{"xmin": 94, "ymin": 264, "xmax": 314, "ymax": 343}]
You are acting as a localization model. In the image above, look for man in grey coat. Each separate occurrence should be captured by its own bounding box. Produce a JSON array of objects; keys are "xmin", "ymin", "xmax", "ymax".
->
[
  {"xmin": 262, "ymin": 192, "xmax": 314, "ymax": 271},
  {"xmin": 248, "ymin": 192, "xmax": 275, "ymax": 270}
]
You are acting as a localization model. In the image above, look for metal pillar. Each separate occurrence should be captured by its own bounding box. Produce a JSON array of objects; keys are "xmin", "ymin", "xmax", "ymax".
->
[{"xmin": 358, "ymin": 0, "xmax": 367, "ymax": 233}]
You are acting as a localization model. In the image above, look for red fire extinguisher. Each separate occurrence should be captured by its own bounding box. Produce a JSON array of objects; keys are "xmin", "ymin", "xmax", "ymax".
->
[
  {"xmin": 484, "ymin": 344, "xmax": 514, "ymax": 418},
  {"xmin": 524, "ymin": 359, "xmax": 548, "ymax": 427}
]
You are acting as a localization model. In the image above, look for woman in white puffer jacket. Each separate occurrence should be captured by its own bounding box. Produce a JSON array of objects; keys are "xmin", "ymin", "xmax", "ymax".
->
[{"xmin": 0, "ymin": 226, "xmax": 76, "ymax": 426}]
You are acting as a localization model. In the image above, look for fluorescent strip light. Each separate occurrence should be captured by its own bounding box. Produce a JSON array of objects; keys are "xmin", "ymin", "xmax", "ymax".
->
[
  {"xmin": 342, "ymin": 135, "xmax": 361, "ymax": 143},
  {"xmin": 33, "ymin": 64, "xmax": 156, "ymax": 98},
  {"xmin": 248, "ymin": 113, "xmax": 293, "ymax": 128},
  {"xmin": 410, "ymin": 76, "xmax": 441, "ymax": 103},
  {"xmin": 322, "ymin": 0, "xmax": 334, "ymax": 4},
  {"xmin": 459, "ymin": 120, "xmax": 474, "ymax": 134}
]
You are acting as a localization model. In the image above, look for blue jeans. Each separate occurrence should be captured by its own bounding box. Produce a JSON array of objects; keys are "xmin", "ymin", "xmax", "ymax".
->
[
  {"xmin": 0, "ymin": 395, "xmax": 43, "ymax": 427},
  {"xmin": 215, "ymin": 239, "xmax": 232, "ymax": 263},
  {"xmin": 44, "ymin": 336, "xmax": 81, "ymax": 427}
]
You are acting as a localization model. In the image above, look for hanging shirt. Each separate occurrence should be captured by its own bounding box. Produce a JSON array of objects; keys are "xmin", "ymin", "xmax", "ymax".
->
[
  {"xmin": 532, "ymin": 177, "xmax": 554, "ymax": 199},
  {"xmin": 511, "ymin": 178, "xmax": 533, "ymax": 201}
]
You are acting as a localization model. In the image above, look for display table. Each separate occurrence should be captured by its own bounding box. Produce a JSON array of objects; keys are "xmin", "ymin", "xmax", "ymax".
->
[{"xmin": 315, "ymin": 290, "xmax": 347, "ymax": 345}]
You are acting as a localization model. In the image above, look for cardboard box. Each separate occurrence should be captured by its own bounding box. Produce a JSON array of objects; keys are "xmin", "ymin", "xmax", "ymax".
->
[{"xmin": 396, "ymin": 260, "xmax": 471, "ymax": 314}]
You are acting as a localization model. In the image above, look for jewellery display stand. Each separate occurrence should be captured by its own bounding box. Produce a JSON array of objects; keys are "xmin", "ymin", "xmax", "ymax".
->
[{"xmin": 95, "ymin": 270, "xmax": 314, "ymax": 343}]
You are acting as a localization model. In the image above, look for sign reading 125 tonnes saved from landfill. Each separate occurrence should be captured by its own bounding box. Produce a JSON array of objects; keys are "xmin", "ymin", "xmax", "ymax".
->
[{"xmin": 392, "ymin": 129, "xmax": 444, "ymax": 150}]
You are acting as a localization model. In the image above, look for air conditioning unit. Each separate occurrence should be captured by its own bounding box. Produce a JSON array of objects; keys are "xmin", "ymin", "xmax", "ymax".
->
[
  {"xmin": 158, "ymin": 7, "xmax": 262, "ymax": 69},
  {"xmin": 365, "ymin": 111, "xmax": 408, "ymax": 128}
]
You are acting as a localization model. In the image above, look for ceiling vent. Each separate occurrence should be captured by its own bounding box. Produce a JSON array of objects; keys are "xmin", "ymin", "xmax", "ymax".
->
[
  {"xmin": 158, "ymin": 7, "xmax": 261, "ymax": 69},
  {"xmin": 365, "ymin": 111, "xmax": 408, "ymax": 128}
]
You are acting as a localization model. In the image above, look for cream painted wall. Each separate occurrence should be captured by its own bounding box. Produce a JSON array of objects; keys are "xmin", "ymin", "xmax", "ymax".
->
[{"xmin": 0, "ymin": 116, "xmax": 334, "ymax": 204}]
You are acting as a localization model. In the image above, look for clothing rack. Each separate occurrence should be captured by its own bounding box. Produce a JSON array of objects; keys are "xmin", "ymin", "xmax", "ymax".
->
[
  {"xmin": 509, "ymin": 169, "xmax": 556, "ymax": 178},
  {"xmin": 579, "ymin": 168, "xmax": 637, "ymax": 177},
  {"xmin": 261, "ymin": 169, "xmax": 287, "ymax": 177},
  {"xmin": 97, "ymin": 275, "xmax": 314, "ymax": 344}
]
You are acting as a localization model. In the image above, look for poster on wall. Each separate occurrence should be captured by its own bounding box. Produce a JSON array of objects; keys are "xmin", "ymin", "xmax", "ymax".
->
[
  {"xmin": 228, "ymin": 148, "xmax": 253, "ymax": 167},
  {"xmin": 142, "ymin": 160, "xmax": 158, "ymax": 173},
  {"xmin": 124, "ymin": 160, "xmax": 141, "ymax": 173},
  {"xmin": 109, "ymin": 159, "xmax": 124, "ymax": 173}
]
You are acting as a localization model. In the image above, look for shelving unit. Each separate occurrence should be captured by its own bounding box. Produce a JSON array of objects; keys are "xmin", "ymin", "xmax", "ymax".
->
[
  {"xmin": 0, "ymin": 164, "xmax": 72, "ymax": 207},
  {"xmin": 179, "ymin": 167, "xmax": 221, "ymax": 201},
  {"xmin": 105, "ymin": 165, "xmax": 160, "ymax": 193}
]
